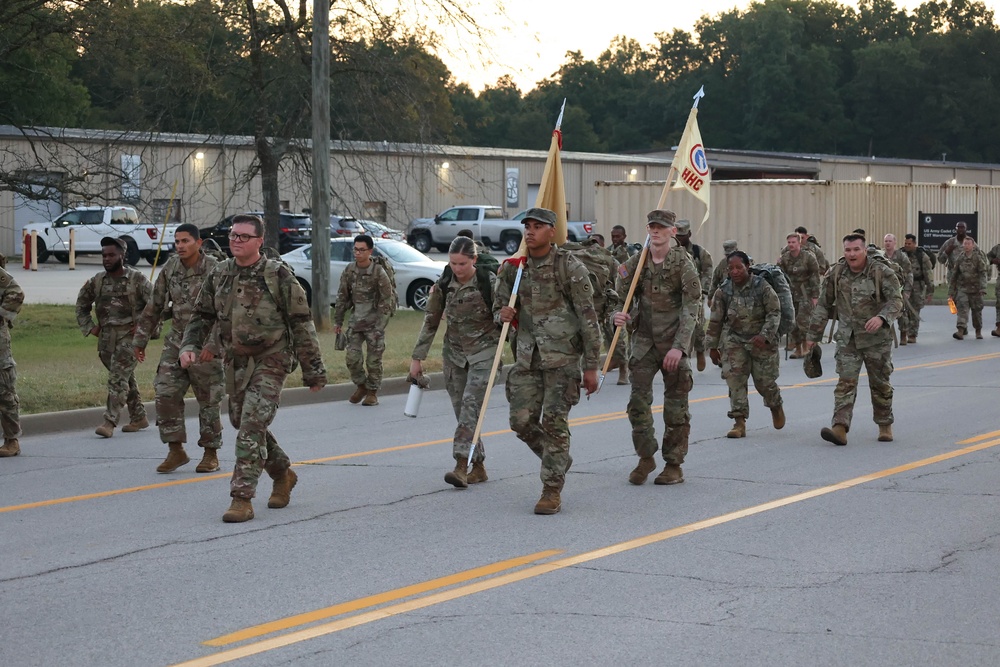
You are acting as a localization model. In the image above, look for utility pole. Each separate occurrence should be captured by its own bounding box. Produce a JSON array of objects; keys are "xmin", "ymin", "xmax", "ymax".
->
[{"xmin": 310, "ymin": 0, "xmax": 331, "ymax": 330}]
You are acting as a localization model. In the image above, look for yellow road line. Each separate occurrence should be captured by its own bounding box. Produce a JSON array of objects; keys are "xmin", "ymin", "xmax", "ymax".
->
[
  {"xmin": 204, "ymin": 549, "xmax": 562, "ymax": 647},
  {"xmin": 172, "ymin": 434, "xmax": 1000, "ymax": 667},
  {"xmin": 2, "ymin": 350, "xmax": 994, "ymax": 515}
]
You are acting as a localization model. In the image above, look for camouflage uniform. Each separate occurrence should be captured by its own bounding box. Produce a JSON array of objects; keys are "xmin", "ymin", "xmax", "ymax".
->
[
  {"xmin": 412, "ymin": 271, "xmax": 500, "ymax": 464},
  {"xmin": 562, "ymin": 239, "xmax": 625, "ymax": 370},
  {"xmin": 76, "ymin": 267, "xmax": 152, "ymax": 427},
  {"xmin": 134, "ymin": 251, "xmax": 224, "ymax": 449},
  {"xmin": 707, "ymin": 275, "xmax": 782, "ymax": 420},
  {"xmin": 885, "ymin": 248, "xmax": 913, "ymax": 341},
  {"xmin": 334, "ymin": 260, "xmax": 393, "ymax": 391},
  {"xmin": 807, "ymin": 257, "xmax": 902, "ymax": 431},
  {"xmin": 988, "ymin": 243, "xmax": 1000, "ymax": 333},
  {"xmin": 677, "ymin": 237, "xmax": 713, "ymax": 357},
  {"xmin": 902, "ymin": 246, "xmax": 935, "ymax": 339},
  {"xmin": 181, "ymin": 256, "xmax": 326, "ymax": 500},
  {"xmin": 777, "ymin": 248, "xmax": 821, "ymax": 350},
  {"xmin": 616, "ymin": 248, "xmax": 701, "ymax": 465},
  {"xmin": 0, "ymin": 268, "xmax": 24, "ymax": 441},
  {"xmin": 494, "ymin": 247, "xmax": 601, "ymax": 492},
  {"xmin": 610, "ymin": 241, "xmax": 636, "ymax": 265},
  {"xmin": 949, "ymin": 248, "xmax": 989, "ymax": 335},
  {"xmin": 805, "ymin": 237, "xmax": 830, "ymax": 274}
]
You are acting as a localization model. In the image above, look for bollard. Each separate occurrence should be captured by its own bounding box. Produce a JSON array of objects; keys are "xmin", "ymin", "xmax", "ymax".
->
[
  {"xmin": 30, "ymin": 231, "xmax": 38, "ymax": 271},
  {"xmin": 69, "ymin": 229, "xmax": 75, "ymax": 270},
  {"xmin": 22, "ymin": 232, "xmax": 29, "ymax": 270}
]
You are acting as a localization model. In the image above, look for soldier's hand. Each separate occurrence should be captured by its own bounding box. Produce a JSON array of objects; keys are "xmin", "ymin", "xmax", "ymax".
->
[
  {"xmin": 134, "ymin": 347, "xmax": 145, "ymax": 363},
  {"xmin": 612, "ymin": 311, "xmax": 630, "ymax": 327},
  {"xmin": 198, "ymin": 348, "xmax": 215, "ymax": 363},
  {"xmin": 409, "ymin": 359, "xmax": 422, "ymax": 378},
  {"xmin": 750, "ymin": 335, "xmax": 768, "ymax": 350},
  {"xmin": 582, "ymin": 369, "xmax": 598, "ymax": 396},
  {"xmin": 709, "ymin": 348, "xmax": 722, "ymax": 366},
  {"xmin": 89, "ymin": 326, "xmax": 100, "ymax": 337},
  {"xmin": 662, "ymin": 348, "xmax": 683, "ymax": 373},
  {"xmin": 811, "ymin": 298, "xmax": 818, "ymax": 306},
  {"xmin": 179, "ymin": 350, "xmax": 196, "ymax": 369},
  {"xmin": 334, "ymin": 325, "xmax": 342, "ymax": 335},
  {"xmin": 804, "ymin": 341, "xmax": 815, "ymax": 351},
  {"xmin": 499, "ymin": 306, "xmax": 517, "ymax": 323},
  {"xmin": 864, "ymin": 316, "xmax": 885, "ymax": 333}
]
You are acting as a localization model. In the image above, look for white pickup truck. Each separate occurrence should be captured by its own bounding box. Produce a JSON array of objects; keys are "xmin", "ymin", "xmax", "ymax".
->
[
  {"xmin": 407, "ymin": 205, "xmax": 524, "ymax": 255},
  {"xmin": 21, "ymin": 205, "xmax": 177, "ymax": 266}
]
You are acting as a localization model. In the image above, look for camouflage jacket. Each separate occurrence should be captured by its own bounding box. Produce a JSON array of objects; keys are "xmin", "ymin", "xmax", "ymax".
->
[
  {"xmin": 76, "ymin": 267, "xmax": 152, "ymax": 334},
  {"xmin": 937, "ymin": 235, "xmax": 964, "ymax": 269},
  {"xmin": 333, "ymin": 260, "xmax": 394, "ymax": 332},
  {"xmin": 805, "ymin": 238, "xmax": 830, "ymax": 274},
  {"xmin": 987, "ymin": 243, "xmax": 1000, "ymax": 280},
  {"xmin": 949, "ymin": 249, "xmax": 989, "ymax": 295},
  {"xmin": 494, "ymin": 246, "xmax": 602, "ymax": 371},
  {"xmin": 885, "ymin": 248, "xmax": 913, "ymax": 293},
  {"xmin": 181, "ymin": 255, "xmax": 326, "ymax": 387},
  {"xmin": 777, "ymin": 249, "xmax": 821, "ymax": 300},
  {"xmin": 903, "ymin": 247, "xmax": 935, "ymax": 290},
  {"xmin": 0, "ymin": 268, "xmax": 24, "ymax": 368},
  {"xmin": 706, "ymin": 275, "xmax": 781, "ymax": 348},
  {"xmin": 610, "ymin": 242, "xmax": 635, "ymax": 265},
  {"xmin": 807, "ymin": 257, "xmax": 903, "ymax": 350},
  {"xmin": 679, "ymin": 242, "xmax": 714, "ymax": 296},
  {"xmin": 709, "ymin": 259, "xmax": 729, "ymax": 301},
  {"xmin": 134, "ymin": 250, "xmax": 218, "ymax": 352},
  {"xmin": 616, "ymin": 246, "xmax": 701, "ymax": 360},
  {"xmin": 412, "ymin": 273, "xmax": 500, "ymax": 368},
  {"xmin": 561, "ymin": 238, "xmax": 621, "ymax": 317}
]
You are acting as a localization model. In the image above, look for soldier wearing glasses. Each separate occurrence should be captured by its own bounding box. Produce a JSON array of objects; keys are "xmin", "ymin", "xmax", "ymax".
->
[{"xmin": 180, "ymin": 214, "xmax": 326, "ymax": 523}]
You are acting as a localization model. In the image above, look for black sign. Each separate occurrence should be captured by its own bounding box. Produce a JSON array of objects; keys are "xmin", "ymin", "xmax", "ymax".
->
[{"xmin": 917, "ymin": 212, "xmax": 978, "ymax": 251}]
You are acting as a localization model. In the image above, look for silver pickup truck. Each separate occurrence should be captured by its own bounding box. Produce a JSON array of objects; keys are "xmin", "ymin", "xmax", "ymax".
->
[{"xmin": 407, "ymin": 205, "xmax": 524, "ymax": 255}]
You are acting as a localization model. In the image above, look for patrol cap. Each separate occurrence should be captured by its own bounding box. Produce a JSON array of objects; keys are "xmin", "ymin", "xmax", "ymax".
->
[
  {"xmin": 723, "ymin": 239, "xmax": 738, "ymax": 253},
  {"xmin": 675, "ymin": 219, "xmax": 692, "ymax": 234},
  {"xmin": 100, "ymin": 236, "xmax": 127, "ymax": 251},
  {"xmin": 803, "ymin": 344, "xmax": 823, "ymax": 379},
  {"xmin": 521, "ymin": 207, "xmax": 556, "ymax": 226},
  {"xmin": 646, "ymin": 209, "xmax": 677, "ymax": 227}
]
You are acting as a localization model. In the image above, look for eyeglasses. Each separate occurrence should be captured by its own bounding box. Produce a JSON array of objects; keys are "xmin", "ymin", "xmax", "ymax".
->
[
  {"xmin": 228, "ymin": 233, "xmax": 261, "ymax": 243},
  {"xmin": 353, "ymin": 247, "xmax": 370, "ymax": 253}
]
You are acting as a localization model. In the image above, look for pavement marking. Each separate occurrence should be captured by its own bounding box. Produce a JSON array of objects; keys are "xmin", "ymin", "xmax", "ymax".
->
[
  {"xmin": 171, "ymin": 432, "xmax": 1000, "ymax": 667},
  {"xmin": 3, "ymin": 350, "xmax": 996, "ymax": 515},
  {"xmin": 203, "ymin": 549, "xmax": 563, "ymax": 647}
]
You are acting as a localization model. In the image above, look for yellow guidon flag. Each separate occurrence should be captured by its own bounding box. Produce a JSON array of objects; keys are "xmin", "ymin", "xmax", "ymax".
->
[{"xmin": 670, "ymin": 86, "xmax": 711, "ymax": 226}]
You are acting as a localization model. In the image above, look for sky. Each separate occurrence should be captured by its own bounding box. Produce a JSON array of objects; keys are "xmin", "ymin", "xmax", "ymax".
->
[{"xmin": 441, "ymin": 0, "xmax": 998, "ymax": 92}]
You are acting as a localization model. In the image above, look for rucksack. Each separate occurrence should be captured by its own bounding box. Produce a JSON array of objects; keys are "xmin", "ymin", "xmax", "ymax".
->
[
  {"xmin": 372, "ymin": 254, "xmax": 398, "ymax": 315},
  {"xmin": 476, "ymin": 251, "xmax": 500, "ymax": 275},
  {"xmin": 721, "ymin": 263, "xmax": 795, "ymax": 336},
  {"xmin": 436, "ymin": 264, "xmax": 495, "ymax": 308},
  {"xmin": 917, "ymin": 246, "xmax": 937, "ymax": 270},
  {"xmin": 561, "ymin": 240, "xmax": 614, "ymax": 294}
]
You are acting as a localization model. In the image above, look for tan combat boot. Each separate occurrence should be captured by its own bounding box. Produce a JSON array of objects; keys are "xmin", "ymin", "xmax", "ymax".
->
[
  {"xmin": 196, "ymin": 448, "xmax": 220, "ymax": 473},
  {"xmin": 696, "ymin": 350, "xmax": 707, "ymax": 372},
  {"xmin": 466, "ymin": 461, "xmax": 488, "ymax": 484},
  {"xmin": 444, "ymin": 461, "xmax": 468, "ymax": 488},
  {"xmin": 899, "ymin": 331, "xmax": 908, "ymax": 346},
  {"xmin": 821, "ymin": 424, "xmax": 848, "ymax": 446},
  {"xmin": 628, "ymin": 456, "xmax": 657, "ymax": 485},
  {"xmin": 95, "ymin": 420, "xmax": 115, "ymax": 438},
  {"xmin": 771, "ymin": 406, "xmax": 785, "ymax": 430},
  {"xmin": 653, "ymin": 464, "xmax": 684, "ymax": 485},
  {"xmin": 908, "ymin": 334, "xmax": 917, "ymax": 344},
  {"xmin": 533, "ymin": 485, "xmax": 562, "ymax": 515},
  {"xmin": 222, "ymin": 497, "xmax": 254, "ymax": 523},
  {"xmin": 975, "ymin": 328, "xmax": 983, "ymax": 339},
  {"xmin": 121, "ymin": 416, "xmax": 149, "ymax": 433},
  {"xmin": 789, "ymin": 343, "xmax": 804, "ymax": 359},
  {"xmin": 992, "ymin": 325, "xmax": 1000, "ymax": 337},
  {"xmin": 156, "ymin": 442, "xmax": 190, "ymax": 473},
  {"xmin": 349, "ymin": 384, "xmax": 367, "ymax": 404},
  {"xmin": 267, "ymin": 468, "xmax": 298, "ymax": 509},
  {"xmin": 727, "ymin": 417, "xmax": 746, "ymax": 439},
  {"xmin": 617, "ymin": 362, "xmax": 630, "ymax": 385},
  {"xmin": 0, "ymin": 438, "xmax": 20, "ymax": 457},
  {"xmin": 878, "ymin": 424, "xmax": 894, "ymax": 442},
  {"xmin": 362, "ymin": 390, "xmax": 379, "ymax": 406}
]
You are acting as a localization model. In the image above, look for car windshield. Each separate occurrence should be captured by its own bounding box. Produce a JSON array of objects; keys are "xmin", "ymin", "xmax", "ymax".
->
[{"xmin": 376, "ymin": 240, "xmax": 430, "ymax": 263}]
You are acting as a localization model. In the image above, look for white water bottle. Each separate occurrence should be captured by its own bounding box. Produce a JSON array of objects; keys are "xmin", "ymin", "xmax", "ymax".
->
[{"xmin": 403, "ymin": 382, "xmax": 424, "ymax": 418}]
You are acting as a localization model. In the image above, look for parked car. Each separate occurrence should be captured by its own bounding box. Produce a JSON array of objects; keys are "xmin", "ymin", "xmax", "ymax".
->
[
  {"xmin": 406, "ymin": 205, "xmax": 523, "ymax": 255},
  {"xmin": 330, "ymin": 215, "xmax": 366, "ymax": 237},
  {"xmin": 200, "ymin": 211, "xmax": 312, "ymax": 255},
  {"xmin": 281, "ymin": 237, "xmax": 446, "ymax": 311},
  {"xmin": 357, "ymin": 219, "xmax": 405, "ymax": 242}
]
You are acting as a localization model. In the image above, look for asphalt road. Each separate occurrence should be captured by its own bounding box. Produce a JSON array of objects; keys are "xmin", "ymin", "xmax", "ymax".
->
[{"xmin": 2, "ymin": 307, "xmax": 1000, "ymax": 666}]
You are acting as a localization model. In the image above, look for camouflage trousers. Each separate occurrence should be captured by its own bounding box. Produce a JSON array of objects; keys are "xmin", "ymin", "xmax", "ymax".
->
[
  {"xmin": 691, "ymin": 296, "xmax": 707, "ymax": 353},
  {"xmin": 905, "ymin": 281, "xmax": 930, "ymax": 337},
  {"xmin": 0, "ymin": 365, "xmax": 20, "ymax": 439},
  {"xmin": 995, "ymin": 285, "xmax": 1000, "ymax": 327},
  {"xmin": 832, "ymin": 336, "xmax": 893, "ymax": 429},
  {"xmin": 153, "ymin": 342, "xmax": 224, "ymax": 448},
  {"xmin": 443, "ymin": 357, "xmax": 490, "ymax": 464},
  {"xmin": 601, "ymin": 315, "xmax": 628, "ymax": 369},
  {"xmin": 789, "ymin": 294, "xmax": 815, "ymax": 347},
  {"xmin": 345, "ymin": 327, "xmax": 385, "ymax": 391},
  {"xmin": 505, "ymin": 363, "xmax": 581, "ymax": 491},
  {"xmin": 627, "ymin": 347, "xmax": 692, "ymax": 465},
  {"xmin": 98, "ymin": 326, "xmax": 145, "ymax": 426},
  {"xmin": 954, "ymin": 289, "xmax": 984, "ymax": 332},
  {"xmin": 227, "ymin": 351, "xmax": 292, "ymax": 500},
  {"xmin": 721, "ymin": 341, "xmax": 782, "ymax": 420}
]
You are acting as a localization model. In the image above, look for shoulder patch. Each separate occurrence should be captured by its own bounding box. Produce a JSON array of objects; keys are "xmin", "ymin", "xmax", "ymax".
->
[{"xmin": 618, "ymin": 264, "xmax": 629, "ymax": 279}]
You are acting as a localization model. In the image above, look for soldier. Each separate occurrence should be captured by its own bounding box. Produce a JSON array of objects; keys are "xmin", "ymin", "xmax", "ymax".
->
[
  {"xmin": 795, "ymin": 226, "xmax": 830, "ymax": 274},
  {"xmin": 777, "ymin": 232, "xmax": 821, "ymax": 359},
  {"xmin": 806, "ymin": 233, "xmax": 902, "ymax": 446},
  {"xmin": 0, "ymin": 265, "xmax": 24, "ymax": 458},
  {"xmin": 410, "ymin": 236, "xmax": 499, "ymax": 488},
  {"xmin": 902, "ymin": 234, "xmax": 935, "ymax": 343},
  {"xmin": 456, "ymin": 229, "xmax": 499, "ymax": 274},
  {"xmin": 591, "ymin": 233, "xmax": 606, "ymax": 247},
  {"xmin": 609, "ymin": 224, "xmax": 636, "ymax": 265},
  {"xmin": 76, "ymin": 236, "xmax": 152, "ymax": 438},
  {"xmin": 708, "ymin": 240, "xmax": 739, "ymax": 306},
  {"xmin": 937, "ymin": 221, "xmax": 970, "ymax": 277},
  {"xmin": 495, "ymin": 207, "xmax": 601, "ymax": 515},
  {"xmin": 334, "ymin": 234, "xmax": 394, "ymax": 406},
  {"xmin": 179, "ymin": 214, "xmax": 326, "ymax": 523},
  {"xmin": 612, "ymin": 209, "xmax": 701, "ymax": 486},
  {"xmin": 949, "ymin": 236, "xmax": 989, "ymax": 340},
  {"xmin": 134, "ymin": 223, "xmax": 224, "ymax": 474},
  {"xmin": 882, "ymin": 234, "xmax": 913, "ymax": 346},
  {"xmin": 987, "ymin": 241, "xmax": 1000, "ymax": 337},
  {"xmin": 707, "ymin": 251, "xmax": 784, "ymax": 438},
  {"xmin": 674, "ymin": 219, "xmax": 713, "ymax": 372}
]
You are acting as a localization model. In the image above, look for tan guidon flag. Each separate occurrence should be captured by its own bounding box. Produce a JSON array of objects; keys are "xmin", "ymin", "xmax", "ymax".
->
[{"xmin": 670, "ymin": 86, "xmax": 711, "ymax": 226}]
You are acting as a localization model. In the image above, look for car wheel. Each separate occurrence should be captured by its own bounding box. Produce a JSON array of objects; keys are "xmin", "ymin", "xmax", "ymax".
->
[
  {"xmin": 143, "ymin": 250, "xmax": 165, "ymax": 266},
  {"xmin": 297, "ymin": 278, "xmax": 312, "ymax": 307},
  {"xmin": 31, "ymin": 238, "xmax": 50, "ymax": 263},
  {"xmin": 502, "ymin": 233, "xmax": 521, "ymax": 256},
  {"xmin": 122, "ymin": 237, "xmax": 141, "ymax": 266},
  {"xmin": 53, "ymin": 252, "xmax": 70, "ymax": 264},
  {"xmin": 408, "ymin": 279, "xmax": 434, "ymax": 311},
  {"xmin": 412, "ymin": 233, "xmax": 432, "ymax": 254}
]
